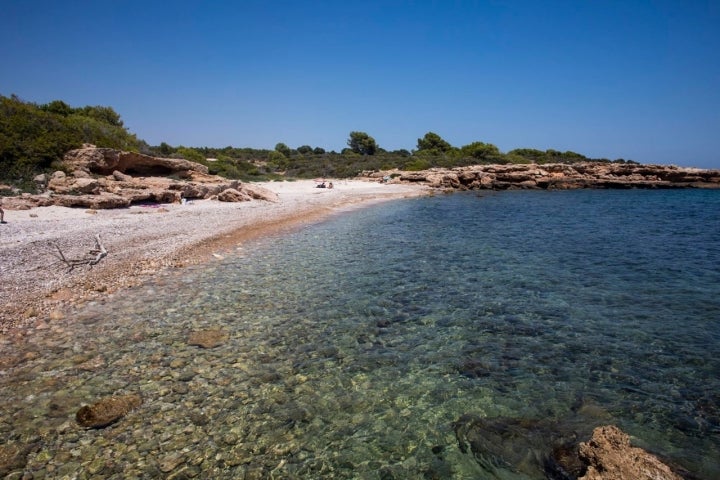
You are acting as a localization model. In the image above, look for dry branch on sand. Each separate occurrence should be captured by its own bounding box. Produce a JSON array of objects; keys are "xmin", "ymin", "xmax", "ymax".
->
[{"xmin": 51, "ymin": 234, "xmax": 108, "ymax": 271}]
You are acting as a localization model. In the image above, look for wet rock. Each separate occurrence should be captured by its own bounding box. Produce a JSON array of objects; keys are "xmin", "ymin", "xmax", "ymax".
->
[
  {"xmin": 577, "ymin": 425, "xmax": 683, "ymax": 480},
  {"xmin": 454, "ymin": 414, "xmax": 689, "ymax": 480},
  {"xmin": 189, "ymin": 411, "xmax": 210, "ymax": 426},
  {"xmin": 158, "ymin": 452, "xmax": 185, "ymax": 473},
  {"xmin": 0, "ymin": 443, "xmax": 38, "ymax": 477},
  {"xmin": 453, "ymin": 414, "xmax": 559, "ymax": 477},
  {"xmin": 457, "ymin": 358, "xmax": 492, "ymax": 378},
  {"xmin": 76, "ymin": 393, "xmax": 142, "ymax": 428},
  {"xmin": 187, "ymin": 329, "xmax": 229, "ymax": 348}
]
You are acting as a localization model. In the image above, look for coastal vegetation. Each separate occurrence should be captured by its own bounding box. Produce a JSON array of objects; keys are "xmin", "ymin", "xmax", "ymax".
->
[{"xmin": 1, "ymin": 94, "xmax": 635, "ymax": 192}]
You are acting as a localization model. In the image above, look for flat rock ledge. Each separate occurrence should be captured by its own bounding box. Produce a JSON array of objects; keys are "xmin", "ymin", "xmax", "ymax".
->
[
  {"xmin": 1, "ymin": 145, "xmax": 278, "ymax": 210},
  {"xmin": 365, "ymin": 163, "xmax": 720, "ymax": 190}
]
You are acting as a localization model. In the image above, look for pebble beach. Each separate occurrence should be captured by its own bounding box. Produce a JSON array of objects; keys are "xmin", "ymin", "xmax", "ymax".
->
[{"xmin": 0, "ymin": 179, "xmax": 427, "ymax": 334}]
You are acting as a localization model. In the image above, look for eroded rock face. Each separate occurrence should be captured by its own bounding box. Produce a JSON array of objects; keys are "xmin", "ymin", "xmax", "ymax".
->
[
  {"xmin": 63, "ymin": 147, "xmax": 209, "ymax": 176},
  {"xmin": 2, "ymin": 146, "xmax": 276, "ymax": 209},
  {"xmin": 578, "ymin": 425, "xmax": 683, "ymax": 480},
  {"xmin": 76, "ymin": 393, "xmax": 142, "ymax": 428}
]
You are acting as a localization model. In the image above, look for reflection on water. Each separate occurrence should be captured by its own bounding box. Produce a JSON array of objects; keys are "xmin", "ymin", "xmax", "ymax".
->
[{"xmin": 1, "ymin": 190, "xmax": 719, "ymax": 479}]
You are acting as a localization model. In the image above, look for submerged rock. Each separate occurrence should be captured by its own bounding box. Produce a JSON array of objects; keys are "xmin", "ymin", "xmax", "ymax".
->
[
  {"xmin": 578, "ymin": 425, "xmax": 683, "ymax": 480},
  {"xmin": 453, "ymin": 414, "xmax": 689, "ymax": 480},
  {"xmin": 76, "ymin": 393, "xmax": 142, "ymax": 428},
  {"xmin": 187, "ymin": 329, "xmax": 229, "ymax": 348},
  {"xmin": 453, "ymin": 414, "xmax": 585, "ymax": 478},
  {"xmin": 0, "ymin": 443, "xmax": 39, "ymax": 477}
]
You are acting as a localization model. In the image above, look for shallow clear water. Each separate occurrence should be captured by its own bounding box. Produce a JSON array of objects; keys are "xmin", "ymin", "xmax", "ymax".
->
[{"xmin": 1, "ymin": 189, "xmax": 719, "ymax": 479}]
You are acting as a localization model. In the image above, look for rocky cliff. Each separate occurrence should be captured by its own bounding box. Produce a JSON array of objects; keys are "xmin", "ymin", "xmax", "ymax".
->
[
  {"xmin": 1, "ymin": 145, "xmax": 278, "ymax": 209},
  {"xmin": 366, "ymin": 162, "xmax": 720, "ymax": 190}
]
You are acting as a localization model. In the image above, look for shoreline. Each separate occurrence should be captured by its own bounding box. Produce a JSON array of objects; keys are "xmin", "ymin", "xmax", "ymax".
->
[{"xmin": 0, "ymin": 179, "xmax": 429, "ymax": 335}]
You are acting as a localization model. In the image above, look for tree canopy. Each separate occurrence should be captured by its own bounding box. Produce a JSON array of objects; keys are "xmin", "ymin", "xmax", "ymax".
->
[
  {"xmin": 347, "ymin": 131, "xmax": 378, "ymax": 155},
  {"xmin": 417, "ymin": 132, "xmax": 452, "ymax": 153},
  {"xmin": 0, "ymin": 94, "xmax": 141, "ymax": 189}
]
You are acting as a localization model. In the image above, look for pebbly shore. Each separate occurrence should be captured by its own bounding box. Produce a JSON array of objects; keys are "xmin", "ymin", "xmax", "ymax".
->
[{"xmin": 0, "ymin": 180, "xmax": 428, "ymax": 334}]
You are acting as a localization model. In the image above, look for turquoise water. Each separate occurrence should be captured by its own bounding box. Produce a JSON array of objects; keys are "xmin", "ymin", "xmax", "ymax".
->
[{"xmin": 1, "ymin": 189, "xmax": 719, "ymax": 479}]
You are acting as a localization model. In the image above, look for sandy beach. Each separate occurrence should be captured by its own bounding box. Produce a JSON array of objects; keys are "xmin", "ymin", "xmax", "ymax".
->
[{"xmin": 0, "ymin": 179, "xmax": 428, "ymax": 333}]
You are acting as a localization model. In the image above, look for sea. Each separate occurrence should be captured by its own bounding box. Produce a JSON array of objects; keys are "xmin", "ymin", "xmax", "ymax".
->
[{"xmin": 1, "ymin": 188, "xmax": 719, "ymax": 479}]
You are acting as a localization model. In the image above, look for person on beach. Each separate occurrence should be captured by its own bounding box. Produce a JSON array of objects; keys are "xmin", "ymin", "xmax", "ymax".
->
[{"xmin": 0, "ymin": 206, "xmax": 5, "ymax": 224}]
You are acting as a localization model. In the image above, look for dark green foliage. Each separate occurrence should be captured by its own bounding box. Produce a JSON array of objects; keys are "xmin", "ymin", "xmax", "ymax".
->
[
  {"xmin": 347, "ymin": 131, "xmax": 378, "ymax": 155},
  {"xmin": 1, "ymin": 94, "xmax": 140, "ymax": 189},
  {"xmin": 459, "ymin": 142, "xmax": 503, "ymax": 163},
  {"xmin": 508, "ymin": 148, "xmax": 590, "ymax": 164},
  {"xmin": 417, "ymin": 132, "xmax": 452, "ymax": 154},
  {"xmin": 274, "ymin": 142, "xmax": 292, "ymax": 157}
]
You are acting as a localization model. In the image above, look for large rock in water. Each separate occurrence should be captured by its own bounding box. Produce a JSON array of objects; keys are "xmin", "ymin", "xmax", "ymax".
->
[
  {"xmin": 453, "ymin": 415, "xmax": 690, "ymax": 479},
  {"xmin": 76, "ymin": 393, "xmax": 142, "ymax": 428},
  {"xmin": 578, "ymin": 426, "xmax": 683, "ymax": 480}
]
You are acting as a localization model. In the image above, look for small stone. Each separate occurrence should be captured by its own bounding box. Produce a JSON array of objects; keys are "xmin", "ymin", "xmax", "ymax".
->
[
  {"xmin": 158, "ymin": 453, "xmax": 184, "ymax": 473},
  {"xmin": 86, "ymin": 457, "xmax": 106, "ymax": 474}
]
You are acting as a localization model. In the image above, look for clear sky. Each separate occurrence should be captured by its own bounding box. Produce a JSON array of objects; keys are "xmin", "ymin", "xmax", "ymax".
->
[{"xmin": 2, "ymin": 1, "xmax": 719, "ymax": 168}]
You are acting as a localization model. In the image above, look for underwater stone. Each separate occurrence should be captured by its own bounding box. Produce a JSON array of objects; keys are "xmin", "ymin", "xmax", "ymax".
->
[
  {"xmin": 187, "ymin": 329, "xmax": 229, "ymax": 348},
  {"xmin": 75, "ymin": 394, "xmax": 142, "ymax": 428}
]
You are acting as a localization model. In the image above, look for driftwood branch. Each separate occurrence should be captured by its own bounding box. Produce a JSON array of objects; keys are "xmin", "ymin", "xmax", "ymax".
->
[{"xmin": 52, "ymin": 234, "xmax": 108, "ymax": 271}]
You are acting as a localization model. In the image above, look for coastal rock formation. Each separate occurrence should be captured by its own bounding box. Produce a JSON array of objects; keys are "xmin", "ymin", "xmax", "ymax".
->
[
  {"xmin": 63, "ymin": 146, "xmax": 209, "ymax": 176},
  {"xmin": 453, "ymin": 415, "xmax": 689, "ymax": 480},
  {"xmin": 366, "ymin": 163, "xmax": 720, "ymax": 190},
  {"xmin": 2, "ymin": 145, "xmax": 278, "ymax": 209},
  {"xmin": 578, "ymin": 426, "xmax": 683, "ymax": 480},
  {"xmin": 76, "ymin": 393, "xmax": 142, "ymax": 428}
]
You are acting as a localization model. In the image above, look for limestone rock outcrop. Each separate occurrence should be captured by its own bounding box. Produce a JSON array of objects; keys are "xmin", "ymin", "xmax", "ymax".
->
[
  {"xmin": 366, "ymin": 163, "xmax": 720, "ymax": 190},
  {"xmin": 578, "ymin": 425, "xmax": 683, "ymax": 480},
  {"xmin": 453, "ymin": 414, "xmax": 691, "ymax": 479},
  {"xmin": 63, "ymin": 146, "xmax": 208, "ymax": 176},
  {"xmin": 3, "ymin": 145, "xmax": 278, "ymax": 209}
]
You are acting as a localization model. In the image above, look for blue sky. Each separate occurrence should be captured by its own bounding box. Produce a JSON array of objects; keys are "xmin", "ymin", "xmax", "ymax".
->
[{"xmin": 2, "ymin": 1, "xmax": 719, "ymax": 168}]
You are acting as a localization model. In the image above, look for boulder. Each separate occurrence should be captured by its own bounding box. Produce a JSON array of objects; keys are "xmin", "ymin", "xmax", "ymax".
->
[
  {"xmin": 241, "ymin": 183, "xmax": 279, "ymax": 202},
  {"xmin": 76, "ymin": 393, "xmax": 142, "ymax": 428},
  {"xmin": 578, "ymin": 425, "xmax": 683, "ymax": 480},
  {"xmin": 217, "ymin": 188, "xmax": 251, "ymax": 202}
]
